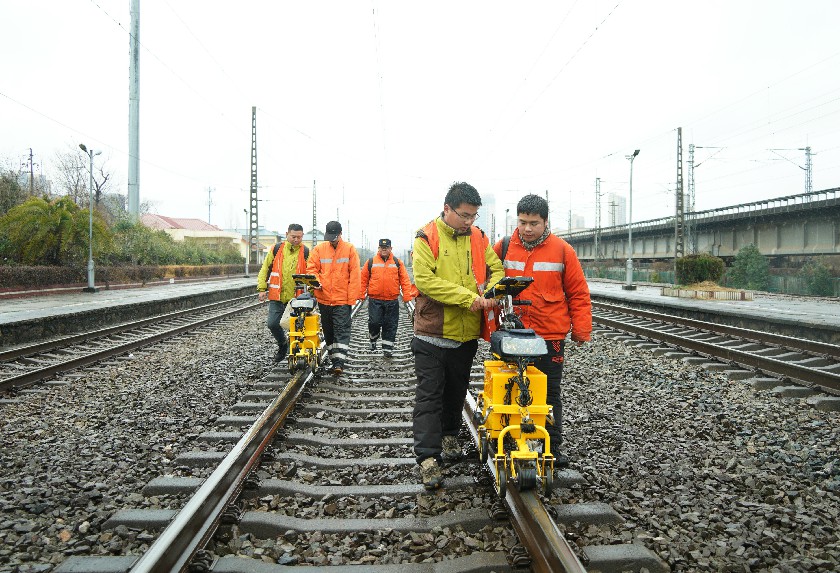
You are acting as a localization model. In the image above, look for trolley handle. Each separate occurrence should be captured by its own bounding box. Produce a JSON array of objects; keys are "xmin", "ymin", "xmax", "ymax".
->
[{"xmin": 512, "ymin": 300, "xmax": 532, "ymax": 306}]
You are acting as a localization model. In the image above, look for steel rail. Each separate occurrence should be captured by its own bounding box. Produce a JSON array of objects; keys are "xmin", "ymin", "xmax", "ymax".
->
[
  {"xmin": 0, "ymin": 301, "xmax": 262, "ymax": 391},
  {"xmin": 0, "ymin": 295, "xmax": 257, "ymax": 362},
  {"xmin": 130, "ymin": 299, "xmax": 361, "ymax": 571},
  {"xmin": 129, "ymin": 367, "xmax": 314, "ymax": 572},
  {"xmin": 593, "ymin": 312, "xmax": 840, "ymax": 392},
  {"xmin": 592, "ymin": 300, "xmax": 840, "ymax": 359},
  {"xmin": 463, "ymin": 392, "xmax": 586, "ymax": 573}
]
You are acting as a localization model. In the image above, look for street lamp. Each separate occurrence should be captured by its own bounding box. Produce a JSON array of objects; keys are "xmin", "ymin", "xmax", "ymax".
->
[
  {"xmin": 623, "ymin": 149, "xmax": 640, "ymax": 291},
  {"xmin": 243, "ymin": 209, "xmax": 250, "ymax": 277},
  {"xmin": 79, "ymin": 143, "xmax": 101, "ymax": 293}
]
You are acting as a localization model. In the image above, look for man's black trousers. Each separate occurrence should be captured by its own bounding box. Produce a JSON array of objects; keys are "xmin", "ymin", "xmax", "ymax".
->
[
  {"xmin": 368, "ymin": 298, "xmax": 399, "ymax": 351},
  {"xmin": 411, "ymin": 337, "xmax": 478, "ymax": 464}
]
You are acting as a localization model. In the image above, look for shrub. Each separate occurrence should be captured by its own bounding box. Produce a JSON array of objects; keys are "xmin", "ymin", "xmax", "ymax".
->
[
  {"xmin": 727, "ymin": 244, "xmax": 770, "ymax": 291},
  {"xmin": 675, "ymin": 254, "xmax": 724, "ymax": 285},
  {"xmin": 799, "ymin": 259, "xmax": 835, "ymax": 296}
]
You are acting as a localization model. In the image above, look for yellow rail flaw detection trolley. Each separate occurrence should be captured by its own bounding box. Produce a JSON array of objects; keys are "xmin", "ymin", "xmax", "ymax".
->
[
  {"xmin": 288, "ymin": 274, "xmax": 325, "ymax": 373},
  {"xmin": 474, "ymin": 276, "xmax": 555, "ymax": 497}
]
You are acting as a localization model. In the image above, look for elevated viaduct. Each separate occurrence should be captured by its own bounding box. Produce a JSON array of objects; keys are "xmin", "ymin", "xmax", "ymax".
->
[{"xmin": 566, "ymin": 187, "xmax": 840, "ymax": 264}]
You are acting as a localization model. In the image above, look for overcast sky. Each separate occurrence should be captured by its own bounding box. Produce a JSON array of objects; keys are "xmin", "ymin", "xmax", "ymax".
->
[{"xmin": 3, "ymin": 1, "xmax": 839, "ymax": 253}]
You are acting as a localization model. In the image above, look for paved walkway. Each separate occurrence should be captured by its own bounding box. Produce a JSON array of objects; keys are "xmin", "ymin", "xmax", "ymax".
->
[
  {"xmin": 0, "ymin": 278, "xmax": 257, "ymax": 325},
  {"xmin": 588, "ymin": 280, "xmax": 840, "ymax": 331}
]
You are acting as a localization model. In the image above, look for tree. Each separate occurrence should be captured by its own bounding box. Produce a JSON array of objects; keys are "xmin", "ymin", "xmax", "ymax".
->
[
  {"xmin": 727, "ymin": 244, "xmax": 770, "ymax": 291},
  {"xmin": 0, "ymin": 196, "xmax": 109, "ymax": 265},
  {"xmin": 799, "ymin": 259, "xmax": 835, "ymax": 296},
  {"xmin": 0, "ymin": 170, "xmax": 28, "ymax": 216},
  {"xmin": 52, "ymin": 145, "xmax": 116, "ymax": 207}
]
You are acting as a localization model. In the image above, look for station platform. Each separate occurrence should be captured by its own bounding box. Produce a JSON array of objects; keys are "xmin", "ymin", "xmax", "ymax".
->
[
  {"xmin": 0, "ymin": 277, "xmax": 257, "ymax": 348},
  {"xmin": 588, "ymin": 280, "xmax": 840, "ymax": 345}
]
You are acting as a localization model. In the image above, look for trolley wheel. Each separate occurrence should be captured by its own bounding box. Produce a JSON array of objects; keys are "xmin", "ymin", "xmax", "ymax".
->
[
  {"xmin": 479, "ymin": 433, "xmax": 489, "ymax": 463},
  {"xmin": 495, "ymin": 458, "xmax": 508, "ymax": 498},
  {"xmin": 542, "ymin": 466, "xmax": 554, "ymax": 495},
  {"xmin": 295, "ymin": 357, "xmax": 306, "ymax": 371},
  {"xmin": 517, "ymin": 461, "xmax": 537, "ymax": 491}
]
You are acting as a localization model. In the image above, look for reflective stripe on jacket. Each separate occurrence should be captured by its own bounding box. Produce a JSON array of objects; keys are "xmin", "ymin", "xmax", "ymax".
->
[
  {"xmin": 361, "ymin": 254, "xmax": 414, "ymax": 301},
  {"xmin": 307, "ymin": 239, "xmax": 361, "ymax": 306},
  {"xmin": 493, "ymin": 230, "xmax": 592, "ymax": 342},
  {"xmin": 264, "ymin": 243, "xmax": 308, "ymax": 302},
  {"xmin": 412, "ymin": 217, "xmax": 504, "ymax": 342}
]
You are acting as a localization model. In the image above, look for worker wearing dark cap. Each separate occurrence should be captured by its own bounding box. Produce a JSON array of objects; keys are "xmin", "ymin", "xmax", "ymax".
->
[
  {"xmin": 360, "ymin": 238, "xmax": 414, "ymax": 358},
  {"xmin": 307, "ymin": 221, "xmax": 361, "ymax": 375}
]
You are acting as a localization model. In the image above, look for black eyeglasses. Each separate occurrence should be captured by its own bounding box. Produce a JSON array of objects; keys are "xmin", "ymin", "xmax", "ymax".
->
[{"xmin": 449, "ymin": 206, "xmax": 480, "ymax": 222}]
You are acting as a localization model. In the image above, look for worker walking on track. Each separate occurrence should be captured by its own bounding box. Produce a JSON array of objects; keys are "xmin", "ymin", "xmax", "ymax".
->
[
  {"xmin": 307, "ymin": 221, "xmax": 361, "ymax": 375},
  {"xmin": 257, "ymin": 223, "xmax": 308, "ymax": 362},
  {"xmin": 411, "ymin": 182, "xmax": 504, "ymax": 490},
  {"xmin": 493, "ymin": 194, "xmax": 591, "ymax": 467},
  {"xmin": 360, "ymin": 238, "xmax": 414, "ymax": 358}
]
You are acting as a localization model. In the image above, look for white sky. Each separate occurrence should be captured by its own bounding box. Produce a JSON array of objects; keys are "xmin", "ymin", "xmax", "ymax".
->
[{"xmin": 3, "ymin": 1, "xmax": 839, "ymax": 254}]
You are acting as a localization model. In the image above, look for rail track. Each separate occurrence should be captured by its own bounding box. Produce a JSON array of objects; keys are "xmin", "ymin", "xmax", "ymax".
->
[
  {"xmin": 51, "ymin": 302, "xmax": 668, "ymax": 573},
  {"xmin": 592, "ymin": 300, "xmax": 840, "ymax": 398},
  {"xmin": 0, "ymin": 295, "xmax": 261, "ymax": 393}
]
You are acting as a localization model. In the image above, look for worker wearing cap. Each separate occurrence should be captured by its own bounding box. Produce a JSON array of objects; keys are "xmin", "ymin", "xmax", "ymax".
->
[
  {"xmin": 307, "ymin": 221, "xmax": 361, "ymax": 375},
  {"xmin": 361, "ymin": 238, "xmax": 414, "ymax": 358}
]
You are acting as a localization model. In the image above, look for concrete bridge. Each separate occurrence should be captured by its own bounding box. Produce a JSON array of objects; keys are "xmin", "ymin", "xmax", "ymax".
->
[{"xmin": 565, "ymin": 187, "xmax": 840, "ymax": 263}]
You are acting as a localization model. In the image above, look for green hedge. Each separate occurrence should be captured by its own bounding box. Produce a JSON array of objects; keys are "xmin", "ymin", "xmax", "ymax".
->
[{"xmin": 675, "ymin": 254, "xmax": 725, "ymax": 285}]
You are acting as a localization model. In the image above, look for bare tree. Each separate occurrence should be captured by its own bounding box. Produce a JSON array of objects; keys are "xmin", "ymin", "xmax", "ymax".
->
[{"xmin": 52, "ymin": 144, "xmax": 116, "ymax": 208}]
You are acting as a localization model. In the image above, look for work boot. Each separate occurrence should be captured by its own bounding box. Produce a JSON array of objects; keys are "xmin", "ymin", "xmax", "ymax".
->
[
  {"xmin": 550, "ymin": 443, "xmax": 570, "ymax": 468},
  {"xmin": 420, "ymin": 457, "xmax": 443, "ymax": 490},
  {"xmin": 332, "ymin": 361, "xmax": 344, "ymax": 375},
  {"xmin": 274, "ymin": 347, "xmax": 286, "ymax": 363},
  {"xmin": 370, "ymin": 341, "xmax": 377, "ymax": 351},
  {"xmin": 441, "ymin": 435, "xmax": 463, "ymax": 463},
  {"xmin": 383, "ymin": 350, "xmax": 393, "ymax": 358}
]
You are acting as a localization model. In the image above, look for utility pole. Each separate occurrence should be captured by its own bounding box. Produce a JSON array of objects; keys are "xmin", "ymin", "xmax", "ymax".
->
[
  {"xmin": 248, "ymin": 106, "xmax": 259, "ymax": 264},
  {"xmin": 594, "ymin": 177, "xmax": 601, "ymax": 261},
  {"xmin": 22, "ymin": 148, "xmax": 37, "ymax": 195},
  {"xmin": 675, "ymin": 127, "xmax": 685, "ymax": 260},
  {"xmin": 127, "ymin": 0, "xmax": 140, "ymax": 219},
  {"xmin": 207, "ymin": 187, "xmax": 214, "ymax": 224},
  {"xmin": 311, "ymin": 180, "xmax": 317, "ymax": 249},
  {"xmin": 567, "ymin": 189, "xmax": 572, "ymax": 233},
  {"xmin": 769, "ymin": 146, "xmax": 815, "ymax": 197}
]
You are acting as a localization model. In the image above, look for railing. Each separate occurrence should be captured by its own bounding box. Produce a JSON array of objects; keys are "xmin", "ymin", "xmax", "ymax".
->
[{"xmin": 584, "ymin": 268, "xmax": 840, "ymax": 297}]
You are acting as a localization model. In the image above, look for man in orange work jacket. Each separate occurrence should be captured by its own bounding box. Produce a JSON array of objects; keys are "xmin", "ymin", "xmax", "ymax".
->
[
  {"xmin": 307, "ymin": 221, "xmax": 361, "ymax": 375},
  {"xmin": 361, "ymin": 238, "xmax": 414, "ymax": 358},
  {"xmin": 493, "ymin": 194, "xmax": 591, "ymax": 468},
  {"xmin": 257, "ymin": 223, "xmax": 308, "ymax": 362}
]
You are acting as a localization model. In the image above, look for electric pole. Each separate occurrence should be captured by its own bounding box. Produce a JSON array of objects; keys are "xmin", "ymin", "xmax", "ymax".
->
[
  {"xmin": 22, "ymin": 148, "xmax": 38, "ymax": 195},
  {"xmin": 595, "ymin": 177, "xmax": 601, "ymax": 261},
  {"xmin": 311, "ymin": 180, "xmax": 317, "ymax": 249},
  {"xmin": 248, "ymin": 106, "xmax": 259, "ymax": 264},
  {"xmin": 675, "ymin": 127, "xmax": 685, "ymax": 260}
]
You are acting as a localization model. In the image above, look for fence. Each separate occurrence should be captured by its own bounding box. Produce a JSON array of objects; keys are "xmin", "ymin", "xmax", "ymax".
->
[{"xmin": 583, "ymin": 267, "xmax": 840, "ymax": 297}]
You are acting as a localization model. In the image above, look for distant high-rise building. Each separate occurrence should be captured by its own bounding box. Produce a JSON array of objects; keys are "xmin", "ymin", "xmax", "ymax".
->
[
  {"xmin": 478, "ymin": 192, "xmax": 497, "ymax": 239},
  {"xmin": 607, "ymin": 193, "xmax": 627, "ymax": 226}
]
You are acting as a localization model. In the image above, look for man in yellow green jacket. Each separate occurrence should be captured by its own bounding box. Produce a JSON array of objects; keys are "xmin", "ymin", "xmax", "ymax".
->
[{"xmin": 411, "ymin": 182, "xmax": 504, "ymax": 490}]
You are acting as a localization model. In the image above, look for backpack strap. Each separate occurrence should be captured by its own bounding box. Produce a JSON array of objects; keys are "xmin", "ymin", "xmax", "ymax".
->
[
  {"xmin": 273, "ymin": 243, "xmax": 282, "ymax": 256},
  {"xmin": 367, "ymin": 258, "xmax": 373, "ymax": 273},
  {"xmin": 501, "ymin": 235, "xmax": 511, "ymax": 261}
]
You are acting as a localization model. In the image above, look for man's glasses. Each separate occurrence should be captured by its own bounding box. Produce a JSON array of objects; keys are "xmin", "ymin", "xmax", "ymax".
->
[{"xmin": 449, "ymin": 206, "xmax": 480, "ymax": 222}]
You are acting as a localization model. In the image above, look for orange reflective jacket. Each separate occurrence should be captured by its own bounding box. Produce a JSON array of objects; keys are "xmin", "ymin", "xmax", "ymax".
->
[
  {"xmin": 493, "ymin": 230, "xmax": 591, "ymax": 342},
  {"xmin": 307, "ymin": 239, "xmax": 361, "ymax": 306},
  {"xmin": 361, "ymin": 254, "xmax": 414, "ymax": 301}
]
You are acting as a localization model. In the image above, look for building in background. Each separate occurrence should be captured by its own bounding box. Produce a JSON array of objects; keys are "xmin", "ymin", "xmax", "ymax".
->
[
  {"xmin": 143, "ymin": 214, "xmax": 259, "ymax": 259},
  {"xmin": 606, "ymin": 193, "xmax": 627, "ymax": 227}
]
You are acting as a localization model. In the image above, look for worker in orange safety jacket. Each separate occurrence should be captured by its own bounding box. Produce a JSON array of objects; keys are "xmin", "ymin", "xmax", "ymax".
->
[
  {"xmin": 360, "ymin": 238, "xmax": 414, "ymax": 358},
  {"xmin": 306, "ymin": 220, "xmax": 361, "ymax": 375},
  {"xmin": 493, "ymin": 194, "xmax": 591, "ymax": 468}
]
